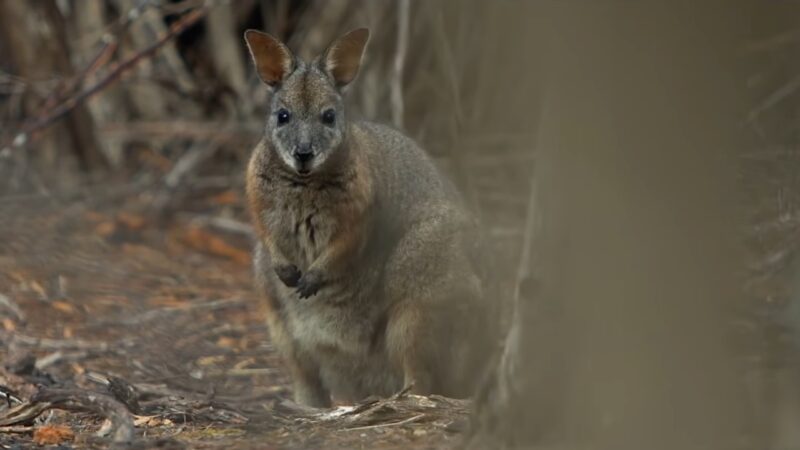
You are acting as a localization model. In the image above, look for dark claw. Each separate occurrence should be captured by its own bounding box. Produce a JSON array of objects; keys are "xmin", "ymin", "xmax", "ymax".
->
[
  {"xmin": 275, "ymin": 264, "xmax": 301, "ymax": 287},
  {"xmin": 296, "ymin": 270, "xmax": 323, "ymax": 299}
]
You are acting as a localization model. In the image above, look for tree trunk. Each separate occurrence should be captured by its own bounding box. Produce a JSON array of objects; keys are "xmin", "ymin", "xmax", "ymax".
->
[
  {"xmin": 468, "ymin": 2, "xmax": 759, "ymax": 449},
  {"xmin": 0, "ymin": 0, "xmax": 107, "ymax": 173}
]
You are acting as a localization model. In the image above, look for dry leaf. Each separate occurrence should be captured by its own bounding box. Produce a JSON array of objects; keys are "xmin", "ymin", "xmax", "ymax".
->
[
  {"xmin": 95, "ymin": 221, "xmax": 116, "ymax": 237},
  {"xmin": 216, "ymin": 336, "xmax": 239, "ymax": 349},
  {"xmin": 134, "ymin": 415, "xmax": 174, "ymax": 427},
  {"xmin": 29, "ymin": 280, "xmax": 47, "ymax": 299},
  {"xmin": 182, "ymin": 226, "xmax": 249, "ymax": 265},
  {"xmin": 96, "ymin": 419, "xmax": 113, "ymax": 437},
  {"xmin": 83, "ymin": 211, "xmax": 108, "ymax": 222},
  {"xmin": 137, "ymin": 147, "xmax": 172, "ymax": 171},
  {"xmin": 197, "ymin": 355, "xmax": 226, "ymax": 366},
  {"xmin": 117, "ymin": 212, "xmax": 146, "ymax": 230},
  {"xmin": 33, "ymin": 425, "xmax": 74, "ymax": 445},
  {"xmin": 71, "ymin": 362, "xmax": 85, "ymax": 375},
  {"xmin": 209, "ymin": 190, "xmax": 239, "ymax": 205},
  {"xmin": 52, "ymin": 301, "xmax": 76, "ymax": 314},
  {"xmin": 232, "ymin": 357, "xmax": 256, "ymax": 370},
  {"xmin": 148, "ymin": 295, "xmax": 189, "ymax": 308},
  {"xmin": 134, "ymin": 415, "xmax": 155, "ymax": 427},
  {"xmin": 2, "ymin": 318, "xmax": 16, "ymax": 331}
]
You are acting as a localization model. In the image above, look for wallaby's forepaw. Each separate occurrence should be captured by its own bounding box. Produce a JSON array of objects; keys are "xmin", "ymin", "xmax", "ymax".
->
[
  {"xmin": 275, "ymin": 264, "xmax": 302, "ymax": 287},
  {"xmin": 296, "ymin": 270, "xmax": 323, "ymax": 298}
]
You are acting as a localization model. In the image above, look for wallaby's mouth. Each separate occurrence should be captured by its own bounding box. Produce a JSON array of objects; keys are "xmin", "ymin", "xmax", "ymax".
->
[
  {"xmin": 293, "ymin": 149, "xmax": 315, "ymax": 176},
  {"xmin": 293, "ymin": 159, "xmax": 317, "ymax": 176}
]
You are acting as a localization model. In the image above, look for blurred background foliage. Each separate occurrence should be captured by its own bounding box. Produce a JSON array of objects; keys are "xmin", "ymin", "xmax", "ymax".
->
[{"xmin": 0, "ymin": 0, "xmax": 541, "ymax": 304}]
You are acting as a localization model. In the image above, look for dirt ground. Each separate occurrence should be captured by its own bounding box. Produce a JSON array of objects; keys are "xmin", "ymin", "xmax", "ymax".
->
[{"xmin": 0, "ymin": 186, "xmax": 472, "ymax": 449}]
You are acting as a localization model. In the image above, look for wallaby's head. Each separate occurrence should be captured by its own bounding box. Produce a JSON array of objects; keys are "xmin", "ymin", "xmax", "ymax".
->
[{"xmin": 244, "ymin": 28, "xmax": 369, "ymax": 176}]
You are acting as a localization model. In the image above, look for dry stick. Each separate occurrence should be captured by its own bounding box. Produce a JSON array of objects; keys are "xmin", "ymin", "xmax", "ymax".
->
[
  {"xmin": 3, "ymin": 8, "xmax": 207, "ymax": 151},
  {"xmin": 11, "ymin": 333, "xmax": 112, "ymax": 351},
  {"xmin": 0, "ymin": 388, "xmax": 135, "ymax": 443},
  {"xmin": 0, "ymin": 293, "xmax": 25, "ymax": 322},
  {"xmin": 342, "ymin": 413, "xmax": 426, "ymax": 432},
  {"xmin": 0, "ymin": 426, "xmax": 33, "ymax": 434},
  {"xmin": 391, "ymin": 0, "xmax": 410, "ymax": 129}
]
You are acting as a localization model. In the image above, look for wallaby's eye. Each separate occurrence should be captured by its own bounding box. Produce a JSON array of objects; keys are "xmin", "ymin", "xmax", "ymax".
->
[
  {"xmin": 277, "ymin": 108, "xmax": 291, "ymax": 126},
  {"xmin": 321, "ymin": 109, "xmax": 336, "ymax": 126}
]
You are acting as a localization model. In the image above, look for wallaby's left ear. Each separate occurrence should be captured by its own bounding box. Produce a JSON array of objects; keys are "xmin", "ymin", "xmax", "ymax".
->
[
  {"xmin": 320, "ymin": 28, "xmax": 370, "ymax": 88},
  {"xmin": 244, "ymin": 29, "xmax": 295, "ymax": 87}
]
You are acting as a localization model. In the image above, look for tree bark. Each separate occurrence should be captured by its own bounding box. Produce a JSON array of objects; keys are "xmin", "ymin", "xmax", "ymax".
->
[
  {"xmin": 469, "ymin": 2, "xmax": 759, "ymax": 449},
  {"xmin": 0, "ymin": 0, "xmax": 107, "ymax": 173}
]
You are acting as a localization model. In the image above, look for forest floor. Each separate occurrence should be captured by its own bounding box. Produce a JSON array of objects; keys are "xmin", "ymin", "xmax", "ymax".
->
[{"xmin": 0, "ymin": 184, "xmax": 470, "ymax": 449}]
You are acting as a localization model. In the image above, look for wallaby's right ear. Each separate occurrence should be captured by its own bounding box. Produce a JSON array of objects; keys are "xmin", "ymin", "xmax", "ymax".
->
[
  {"xmin": 244, "ymin": 30, "xmax": 295, "ymax": 87},
  {"xmin": 321, "ymin": 28, "xmax": 370, "ymax": 88}
]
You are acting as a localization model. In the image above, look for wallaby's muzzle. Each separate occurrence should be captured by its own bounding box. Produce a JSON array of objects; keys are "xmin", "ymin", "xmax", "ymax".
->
[{"xmin": 293, "ymin": 143, "xmax": 314, "ymax": 172}]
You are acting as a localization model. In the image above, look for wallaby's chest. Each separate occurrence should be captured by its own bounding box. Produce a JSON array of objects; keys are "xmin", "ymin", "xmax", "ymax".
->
[{"xmin": 266, "ymin": 191, "xmax": 339, "ymax": 268}]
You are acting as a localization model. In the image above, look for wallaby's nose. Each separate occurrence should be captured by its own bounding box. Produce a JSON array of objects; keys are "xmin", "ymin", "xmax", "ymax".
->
[{"xmin": 293, "ymin": 143, "xmax": 313, "ymax": 163}]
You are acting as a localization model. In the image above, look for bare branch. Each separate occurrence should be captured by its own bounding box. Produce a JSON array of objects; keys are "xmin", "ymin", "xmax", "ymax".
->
[{"xmin": 2, "ymin": 7, "xmax": 207, "ymax": 153}]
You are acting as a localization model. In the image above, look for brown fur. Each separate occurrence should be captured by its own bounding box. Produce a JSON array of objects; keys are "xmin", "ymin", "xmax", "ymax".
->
[{"xmin": 244, "ymin": 28, "xmax": 497, "ymax": 407}]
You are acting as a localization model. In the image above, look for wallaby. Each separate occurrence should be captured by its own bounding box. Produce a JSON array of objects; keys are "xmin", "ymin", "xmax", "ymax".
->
[{"xmin": 244, "ymin": 27, "xmax": 496, "ymax": 407}]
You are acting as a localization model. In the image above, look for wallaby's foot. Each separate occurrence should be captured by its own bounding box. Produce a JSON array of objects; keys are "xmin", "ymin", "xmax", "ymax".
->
[
  {"xmin": 296, "ymin": 270, "xmax": 323, "ymax": 298},
  {"xmin": 294, "ymin": 380, "xmax": 331, "ymax": 408},
  {"xmin": 275, "ymin": 264, "xmax": 301, "ymax": 287},
  {"xmin": 404, "ymin": 367, "xmax": 434, "ymax": 396}
]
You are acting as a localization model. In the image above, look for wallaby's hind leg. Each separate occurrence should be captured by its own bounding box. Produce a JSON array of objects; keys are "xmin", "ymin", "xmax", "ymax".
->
[
  {"xmin": 261, "ymin": 299, "xmax": 331, "ymax": 407},
  {"xmin": 385, "ymin": 304, "xmax": 438, "ymax": 395},
  {"xmin": 383, "ymin": 210, "xmax": 488, "ymax": 398},
  {"xmin": 285, "ymin": 352, "xmax": 330, "ymax": 407}
]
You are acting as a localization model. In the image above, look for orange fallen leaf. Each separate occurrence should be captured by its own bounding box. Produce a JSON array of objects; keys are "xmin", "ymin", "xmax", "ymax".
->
[
  {"xmin": 216, "ymin": 336, "xmax": 239, "ymax": 349},
  {"xmin": 71, "ymin": 362, "xmax": 85, "ymax": 375},
  {"xmin": 209, "ymin": 190, "xmax": 239, "ymax": 205},
  {"xmin": 9, "ymin": 271, "xmax": 27, "ymax": 284},
  {"xmin": 29, "ymin": 280, "xmax": 47, "ymax": 299},
  {"xmin": 83, "ymin": 211, "xmax": 108, "ymax": 222},
  {"xmin": 182, "ymin": 226, "xmax": 250, "ymax": 265},
  {"xmin": 197, "ymin": 355, "xmax": 226, "ymax": 366},
  {"xmin": 33, "ymin": 425, "xmax": 74, "ymax": 445},
  {"xmin": 134, "ymin": 415, "xmax": 174, "ymax": 427},
  {"xmin": 148, "ymin": 295, "xmax": 189, "ymax": 308},
  {"xmin": 137, "ymin": 147, "xmax": 172, "ymax": 172},
  {"xmin": 232, "ymin": 357, "xmax": 256, "ymax": 370},
  {"xmin": 52, "ymin": 301, "xmax": 76, "ymax": 314},
  {"xmin": 2, "ymin": 318, "xmax": 16, "ymax": 331},
  {"xmin": 94, "ymin": 221, "xmax": 116, "ymax": 238},
  {"xmin": 117, "ymin": 212, "xmax": 146, "ymax": 230}
]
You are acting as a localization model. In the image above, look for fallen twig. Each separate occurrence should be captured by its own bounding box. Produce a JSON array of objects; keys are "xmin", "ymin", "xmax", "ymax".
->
[
  {"xmin": 0, "ymin": 425, "xmax": 33, "ymax": 434},
  {"xmin": 11, "ymin": 333, "xmax": 113, "ymax": 351},
  {"xmin": 0, "ymin": 293, "xmax": 25, "ymax": 322},
  {"xmin": 342, "ymin": 413, "xmax": 425, "ymax": 432},
  {"xmin": 0, "ymin": 386, "xmax": 23, "ymax": 406},
  {"xmin": 0, "ymin": 387, "xmax": 134, "ymax": 443}
]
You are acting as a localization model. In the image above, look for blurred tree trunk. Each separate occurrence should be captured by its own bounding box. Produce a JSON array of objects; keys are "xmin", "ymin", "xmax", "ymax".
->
[
  {"xmin": 206, "ymin": 0, "xmax": 251, "ymax": 116},
  {"xmin": 0, "ymin": 0, "xmax": 107, "ymax": 173},
  {"xmin": 69, "ymin": 0, "xmax": 128, "ymax": 168},
  {"xmin": 114, "ymin": 0, "xmax": 197, "ymax": 120},
  {"xmin": 468, "ymin": 2, "xmax": 759, "ymax": 449}
]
